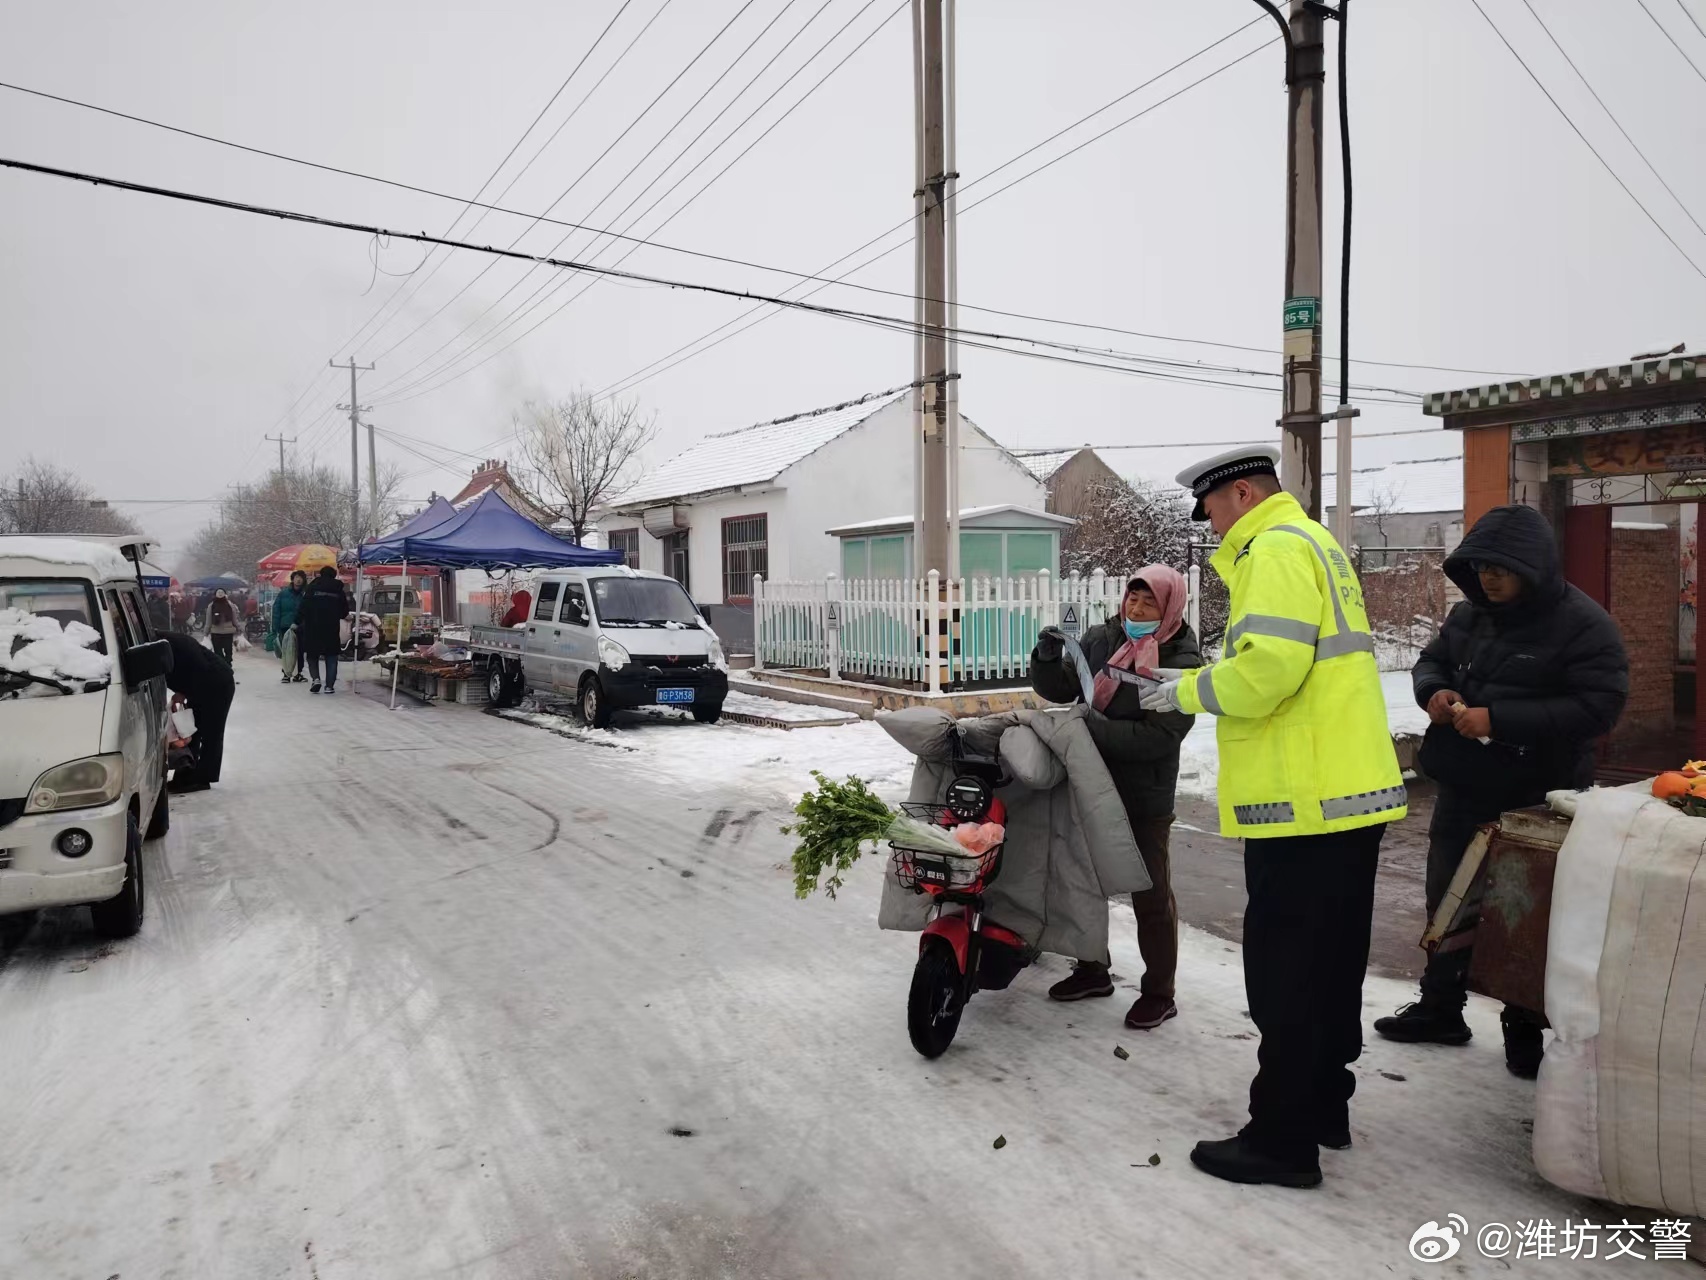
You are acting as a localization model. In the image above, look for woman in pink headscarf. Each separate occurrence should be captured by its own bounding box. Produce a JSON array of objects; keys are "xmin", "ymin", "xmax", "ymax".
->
[{"xmin": 1029, "ymin": 563, "xmax": 1202, "ymax": 1030}]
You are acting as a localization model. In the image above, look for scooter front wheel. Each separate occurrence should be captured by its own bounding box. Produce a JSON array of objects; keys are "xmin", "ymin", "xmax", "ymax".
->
[{"xmin": 908, "ymin": 940, "xmax": 965, "ymax": 1058}]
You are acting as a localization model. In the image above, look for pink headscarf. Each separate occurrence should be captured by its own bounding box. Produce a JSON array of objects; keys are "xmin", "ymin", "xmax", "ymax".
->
[{"xmin": 1091, "ymin": 563, "xmax": 1189, "ymax": 713}]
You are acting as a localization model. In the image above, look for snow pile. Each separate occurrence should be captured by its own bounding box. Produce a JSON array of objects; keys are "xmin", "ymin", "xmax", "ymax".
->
[
  {"xmin": 0, "ymin": 608, "xmax": 112, "ymax": 693},
  {"xmin": 0, "ymin": 535, "xmax": 134, "ymax": 580},
  {"xmin": 495, "ymin": 701, "xmax": 915, "ymax": 802}
]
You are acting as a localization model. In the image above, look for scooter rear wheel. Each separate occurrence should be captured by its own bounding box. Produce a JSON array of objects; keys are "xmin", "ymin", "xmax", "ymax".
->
[{"xmin": 908, "ymin": 940, "xmax": 965, "ymax": 1058}]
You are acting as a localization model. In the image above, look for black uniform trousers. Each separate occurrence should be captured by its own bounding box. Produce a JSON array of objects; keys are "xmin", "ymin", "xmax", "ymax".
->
[{"xmin": 1243, "ymin": 823, "xmax": 1385, "ymax": 1158}]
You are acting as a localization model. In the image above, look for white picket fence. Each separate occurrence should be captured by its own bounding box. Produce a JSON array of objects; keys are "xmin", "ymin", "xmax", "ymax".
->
[{"xmin": 753, "ymin": 569, "xmax": 1200, "ymax": 691}]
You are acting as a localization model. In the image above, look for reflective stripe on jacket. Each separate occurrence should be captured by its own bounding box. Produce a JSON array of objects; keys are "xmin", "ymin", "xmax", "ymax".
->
[{"xmin": 1176, "ymin": 491, "xmax": 1407, "ymax": 838}]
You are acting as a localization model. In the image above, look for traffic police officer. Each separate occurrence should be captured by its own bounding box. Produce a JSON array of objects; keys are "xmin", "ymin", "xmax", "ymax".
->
[{"xmin": 1141, "ymin": 443, "xmax": 1406, "ymax": 1188}]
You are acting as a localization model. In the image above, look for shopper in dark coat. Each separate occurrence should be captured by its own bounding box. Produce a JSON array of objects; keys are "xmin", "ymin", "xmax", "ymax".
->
[
  {"xmin": 1376, "ymin": 504, "xmax": 1628, "ymax": 1075},
  {"xmin": 298, "ymin": 566, "xmax": 351, "ymax": 694},
  {"xmin": 1029, "ymin": 565, "xmax": 1202, "ymax": 1030},
  {"xmin": 161, "ymin": 630, "xmax": 236, "ymax": 791}
]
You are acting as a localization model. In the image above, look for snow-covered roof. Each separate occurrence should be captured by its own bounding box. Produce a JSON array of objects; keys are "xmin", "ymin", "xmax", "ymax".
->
[
  {"xmin": 1012, "ymin": 449, "xmax": 1079, "ymax": 482},
  {"xmin": 826, "ymin": 505, "xmax": 1075, "ymax": 537},
  {"xmin": 616, "ymin": 389, "xmax": 911, "ymax": 509},
  {"xmin": 1323, "ymin": 454, "xmax": 1462, "ymax": 515},
  {"xmin": 0, "ymin": 535, "xmax": 142, "ymax": 580}
]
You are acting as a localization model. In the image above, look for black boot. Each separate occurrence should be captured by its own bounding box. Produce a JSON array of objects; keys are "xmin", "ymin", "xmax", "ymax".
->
[
  {"xmin": 1501, "ymin": 1008, "xmax": 1545, "ymax": 1079},
  {"xmin": 1190, "ymin": 1131, "xmax": 1322, "ymax": 1188},
  {"xmin": 1373, "ymin": 1000, "xmax": 1472, "ymax": 1045},
  {"xmin": 1047, "ymin": 962, "xmax": 1114, "ymax": 1002}
]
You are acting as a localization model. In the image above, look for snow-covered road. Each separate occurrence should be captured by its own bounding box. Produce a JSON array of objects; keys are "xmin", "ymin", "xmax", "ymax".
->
[{"xmin": 0, "ymin": 658, "xmax": 1644, "ymax": 1278}]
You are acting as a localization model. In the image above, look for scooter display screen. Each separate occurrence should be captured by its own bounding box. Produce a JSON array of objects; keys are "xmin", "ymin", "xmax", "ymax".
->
[{"xmin": 944, "ymin": 775, "xmax": 992, "ymax": 824}]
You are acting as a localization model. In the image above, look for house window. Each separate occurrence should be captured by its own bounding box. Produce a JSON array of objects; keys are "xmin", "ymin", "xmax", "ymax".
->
[
  {"xmin": 1007, "ymin": 532, "xmax": 1054, "ymax": 578},
  {"xmin": 870, "ymin": 535, "xmax": 906, "ymax": 579},
  {"xmin": 607, "ymin": 528, "xmax": 640, "ymax": 569},
  {"xmin": 841, "ymin": 537, "xmax": 869, "ymax": 579},
  {"xmin": 960, "ymin": 532, "xmax": 1004, "ymax": 580},
  {"xmin": 661, "ymin": 531, "xmax": 690, "ymax": 593},
  {"xmin": 722, "ymin": 515, "xmax": 767, "ymax": 603}
]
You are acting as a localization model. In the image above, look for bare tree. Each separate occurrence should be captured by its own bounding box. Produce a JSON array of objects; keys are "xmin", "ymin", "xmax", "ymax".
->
[
  {"xmin": 178, "ymin": 462, "xmax": 405, "ymax": 578},
  {"xmin": 1062, "ymin": 476, "xmax": 1230, "ymax": 646},
  {"xmin": 513, "ymin": 390, "xmax": 657, "ymax": 543},
  {"xmin": 0, "ymin": 458, "xmax": 136, "ymax": 536}
]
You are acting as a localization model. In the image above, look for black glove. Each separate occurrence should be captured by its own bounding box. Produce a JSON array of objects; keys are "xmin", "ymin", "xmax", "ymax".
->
[{"xmin": 1034, "ymin": 627, "xmax": 1066, "ymax": 663}]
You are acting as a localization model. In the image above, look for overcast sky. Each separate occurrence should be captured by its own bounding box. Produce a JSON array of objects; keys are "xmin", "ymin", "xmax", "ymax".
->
[{"xmin": 3, "ymin": 0, "xmax": 1703, "ymax": 567}]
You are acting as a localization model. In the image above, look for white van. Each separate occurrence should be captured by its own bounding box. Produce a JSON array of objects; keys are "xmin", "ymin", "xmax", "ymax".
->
[
  {"xmin": 0, "ymin": 536, "xmax": 172, "ymax": 937},
  {"xmin": 473, "ymin": 567, "xmax": 730, "ymax": 727}
]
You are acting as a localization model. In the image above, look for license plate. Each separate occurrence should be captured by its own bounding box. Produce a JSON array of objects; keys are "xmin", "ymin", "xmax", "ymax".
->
[{"xmin": 656, "ymin": 687, "xmax": 695, "ymax": 705}]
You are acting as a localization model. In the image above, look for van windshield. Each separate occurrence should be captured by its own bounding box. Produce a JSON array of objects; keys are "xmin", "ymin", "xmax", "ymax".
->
[
  {"xmin": 0, "ymin": 578, "xmax": 113, "ymax": 696},
  {"xmin": 366, "ymin": 588, "xmax": 420, "ymax": 613},
  {"xmin": 589, "ymin": 577, "xmax": 699, "ymax": 627}
]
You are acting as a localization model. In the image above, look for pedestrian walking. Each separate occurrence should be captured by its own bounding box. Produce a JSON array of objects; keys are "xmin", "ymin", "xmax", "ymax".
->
[
  {"xmin": 161, "ymin": 630, "xmax": 236, "ymax": 792},
  {"xmin": 205, "ymin": 589, "xmax": 238, "ymax": 666},
  {"xmin": 1141, "ymin": 444, "xmax": 1407, "ymax": 1189},
  {"xmin": 298, "ymin": 566, "xmax": 350, "ymax": 694},
  {"xmin": 1375, "ymin": 504, "xmax": 1627, "ymax": 1076},
  {"xmin": 1029, "ymin": 564, "xmax": 1200, "ymax": 1030},
  {"xmin": 271, "ymin": 570, "xmax": 309, "ymax": 684}
]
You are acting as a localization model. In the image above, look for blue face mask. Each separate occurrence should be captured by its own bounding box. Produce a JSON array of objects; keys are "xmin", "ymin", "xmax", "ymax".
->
[{"xmin": 1123, "ymin": 618, "xmax": 1159, "ymax": 641}]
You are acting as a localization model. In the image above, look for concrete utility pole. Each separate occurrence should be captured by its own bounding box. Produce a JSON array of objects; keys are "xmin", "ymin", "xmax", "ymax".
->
[
  {"xmin": 1278, "ymin": 0, "xmax": 1325, "ymax": 520},
  {"xmin": 913, "ymin": 0, "xmax": 952, "ymax": 576},
  {"xmin": 264, "ymin": 433, "xmax": 297, "ymax": 477},
  {"xmin": 366, "ymin": 421, "xmax": 378, "ymax": 538},
  {"xmin": 330, "ymin": 357, "xmax": 374, "ymax": 545}
]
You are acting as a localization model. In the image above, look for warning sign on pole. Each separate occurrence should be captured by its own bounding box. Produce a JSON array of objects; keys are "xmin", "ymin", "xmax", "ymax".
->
[
  {"xmin": 826, "ymin": 602, "xmax": 841, "ymax": 632},
  {"xmin": 1060, "ymin": 604, "xmax": 1080, "ymax": 639}
]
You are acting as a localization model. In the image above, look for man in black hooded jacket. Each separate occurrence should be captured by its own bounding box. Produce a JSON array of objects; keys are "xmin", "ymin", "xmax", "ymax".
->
[{"xmin": 1374, "ymin": 504, "xmax": 1628, "ymax": 1076}]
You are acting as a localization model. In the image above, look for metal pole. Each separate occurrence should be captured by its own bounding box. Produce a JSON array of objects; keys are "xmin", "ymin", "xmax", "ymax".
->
[
  {"xmin": 1279, "ymin": 0, "xmax": 1326, "ymax": 519},
  {"xmin": 944, "ymin": 0, "xmax": 961, "ymax": 579},
  {"xmin": 918, "ymin": 0, "xmax": 950, "ymax": 576},
  {"xmin": 330, "ymin": 357, "xmax": 374, "ymax": 546},
  {"xmin": 911, "ymin": 0, "xmax": 925, "ymax": 569},
  {"xmin": 389, "ymin": 555, "xmax": 408, "ymax": 710},
  {"xmin": 367, "ymin": 422, "xmax": 378, "ymax": 538}
]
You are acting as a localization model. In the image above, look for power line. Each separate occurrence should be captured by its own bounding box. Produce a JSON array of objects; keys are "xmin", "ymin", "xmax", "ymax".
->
[
  {"xmin": 370, "ymin": 0, "xmax": 901, "ymax": 406},
  {"xmin": 1517, "ymin": 0, "xmax": 1706, "ymax": 238},
  {"xmin": 362, "ymin": 0, "xmax": 745, "ymax": 375},
  {"xmin": 1469, "ymin": 0, "xmax": 1706, "ymax": 281},
  {"xmin": 0, "ymin": 49, "xmax": 1522, "ymax": 385},
  {"xmin": 1, "ymin": 154, "xmax": 1424, "ymax": 410},
  {"xmin": 594, "ymin": 22, "xmax": 1281, "ymax": 402},
  {"xmin": 1679, "ymin": 0, "xmax": 1706, "ymax": 44},
  {"xmin": 343, "ymin": 0, "xmax": 646, "ymax": 362},
  {"xmin": 1638, "ymin": 0, "xmax": 1706, "ymax": 84},
  {"xmin": 363, "ymin": 0, "xmax": 812, "ymax": 398},
  {"xmin": 251, "ymin": 4, "xmax": 640, "ymax": 454}
]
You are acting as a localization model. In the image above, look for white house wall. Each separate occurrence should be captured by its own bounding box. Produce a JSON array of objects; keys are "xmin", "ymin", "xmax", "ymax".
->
[
  {"xmin": 597, "ymin": 397, "xmax": 1045, "ymax": 603},
  {"xmin": 775, "ymin": 398, "xmax": 1046, "ymax": 583}
]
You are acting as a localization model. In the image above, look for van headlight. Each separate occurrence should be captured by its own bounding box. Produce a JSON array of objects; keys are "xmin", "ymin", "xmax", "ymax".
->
[
  {"xmin": 597, "ymin": 635, "xmax": 630, "ymax": 670},
  {"xmin": 27, "ymin": 754, "xmax": 124, "ymax": 813}
]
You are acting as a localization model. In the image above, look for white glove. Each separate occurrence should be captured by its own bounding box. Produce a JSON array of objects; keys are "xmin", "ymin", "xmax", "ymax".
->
[
  {"xmin": 1139, "ymin": 678, "xmax": 1182, "ymax": 713},
  {"xmin": 1147, "ymin": 667, "xmax": 1190, "ymax": 681}
]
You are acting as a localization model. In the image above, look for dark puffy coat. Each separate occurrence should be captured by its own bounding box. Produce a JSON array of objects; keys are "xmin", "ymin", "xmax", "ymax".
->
[
  {"xmin": 298, "ymin": 574, "xmax": 350, "ymax": 658},
  {"xmin": 1413, "ymin": 504, "xmax": 1628, "ymax": 809},
  {"xmin": 1030, "ymin": 616, "xmax": 1202, "ymax": 820}
]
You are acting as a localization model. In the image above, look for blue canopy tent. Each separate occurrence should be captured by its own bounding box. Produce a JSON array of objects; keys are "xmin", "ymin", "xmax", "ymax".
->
[
  {"xmin": 359, "ymin": 489, "xmax": 622, "ymax": 570},
  {"xmin": 185, "ymin": 572, "xmax": 248, "ymax": 591},
  {"xmin": 358, "ymin": 489, "xmax": 620, "ymax": 706}
]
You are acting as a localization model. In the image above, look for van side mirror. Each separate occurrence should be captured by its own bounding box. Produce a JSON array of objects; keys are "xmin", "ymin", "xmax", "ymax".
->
[{"xmin": 122, "ymin": 639, "xmax": 174, "ymax": 686}]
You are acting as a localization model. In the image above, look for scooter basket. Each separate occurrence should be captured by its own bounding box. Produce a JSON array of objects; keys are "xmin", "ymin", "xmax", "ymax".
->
[{"xmin": 889, "ymin": 803, "xmax": 1002, "ymax": 892}]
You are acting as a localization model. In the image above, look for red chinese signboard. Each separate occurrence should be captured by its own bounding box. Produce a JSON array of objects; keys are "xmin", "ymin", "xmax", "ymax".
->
[{"xmin": 1550, "ymin": 423, "xmax": 1706, "ymax": 478}]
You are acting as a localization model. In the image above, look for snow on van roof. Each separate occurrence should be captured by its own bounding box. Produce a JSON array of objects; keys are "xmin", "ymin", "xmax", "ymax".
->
[{"xmin": 0, "ymin": 536, "xmax": 138, "ymax": 580}]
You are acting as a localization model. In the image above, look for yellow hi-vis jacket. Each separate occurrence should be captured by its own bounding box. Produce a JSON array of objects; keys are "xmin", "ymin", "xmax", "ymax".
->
[{"xmin": 1176, "ymin": 491, "xmax": 1407, "ymax": 839}]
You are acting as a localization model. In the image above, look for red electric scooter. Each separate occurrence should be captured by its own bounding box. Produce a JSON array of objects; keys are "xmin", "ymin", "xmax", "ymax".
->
[{"xmin": 893, "ymin": 736, "xmax": 1032, "ymax": 1058}]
